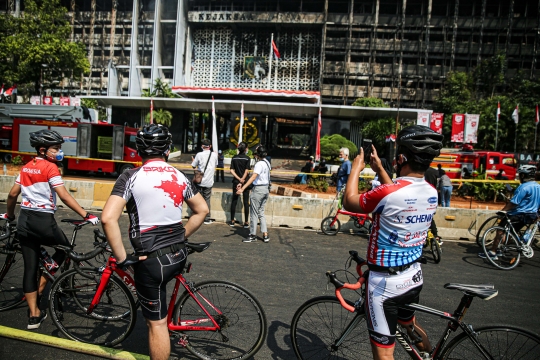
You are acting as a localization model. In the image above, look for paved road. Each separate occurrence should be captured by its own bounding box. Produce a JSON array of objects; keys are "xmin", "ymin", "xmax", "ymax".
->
[{"xmin": 1, "ymin": 205, "xmax": 539, "ymax": 359}]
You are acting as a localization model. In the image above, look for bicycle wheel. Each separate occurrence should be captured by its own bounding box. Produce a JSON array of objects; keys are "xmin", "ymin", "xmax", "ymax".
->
[
  {"xmin": 290, "ymin": 296, "xmax": 372, "ymax": 359},
  {"xmin": 172, "ymin": 280, "xmax": 267, "ymax": 360},
  {"xmin": 49, "ymin": 268, "xmax": 137, "ymax": 346},
  {"xmin": 321, "ymin": 216, "xmax": 340, "ymax": 235},
  {"xmin": 481, "ymin": 226, "xmax": 521, "ymax": 270},
  {"xmin": 0, "ymin": 246, "xmax": 25, "ymax": 311},
  {"xmin": 476, "ymin": 215, "xmax": 502, "ymax": 247},
  {"xmin": 440, "ymin": 325, "xmax": 540, "ymax": 359},
  {"xmin": 431, "ymin": 239, "xmax": 442, "ymax": 264}
]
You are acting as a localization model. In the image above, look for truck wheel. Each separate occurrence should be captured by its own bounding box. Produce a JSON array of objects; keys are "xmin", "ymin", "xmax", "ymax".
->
[{"xmin": 118, "ymin": 164, "xmax": 134, "ymax": 174}]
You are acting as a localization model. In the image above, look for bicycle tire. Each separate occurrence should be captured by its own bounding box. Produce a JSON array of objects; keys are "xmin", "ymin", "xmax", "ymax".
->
[
  {"xmin": 431, "ymin": 239, "xmax": 442, "ymax": 264},
  {"xmin": 440, "ymin": 325, "xmax": 540, "ymax": 359},
  {"xmin": 475, "ymin": 215, "xmax": 502, "ymax": 247},
  {"xmin": 49, "ymin": 268, "xmax": 137, "ymax": 346},
  {"xmin": 172, "ymin": 280, "xmax": 267, "ymax": 360},
  {"xmin": 481, "ymin": 226, "xmax": 521, "ymax": 270},
  {"xmin": 0, "ymin": 249, "xmax": 25, "ymax": 311},
  {"xmin": 321, "ymin": 216, "xmax": 340, "ymax": 235},
  {"xmin": 290, "ymin": 296, "xmax": 372, "ymax": 359}
]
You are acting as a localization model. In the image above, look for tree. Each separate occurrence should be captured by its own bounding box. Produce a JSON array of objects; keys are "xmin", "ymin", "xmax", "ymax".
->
[
  {"xmin": 352, "ymin": 97, "xmax": 389, "ymax": 108},
  {"xmin": 352, "ymin": 97, "xmax": 393, "ymax": 156},
  {"xmin": 142, "ymin": 78, "xmax": 176, "ymax": 98},
  {"xmin": 0, "ymin": 0, "xmax": 89, "ymax": 95},
  {"xmin": 145, "ymin": 109, "xmax": 173, "ymax": 127},
  {"xmin": 320, "ymin": 134, "xmax": 357, "ymax": 161}
]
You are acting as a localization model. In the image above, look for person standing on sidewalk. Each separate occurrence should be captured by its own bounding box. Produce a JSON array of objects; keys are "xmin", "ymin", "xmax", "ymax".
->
[
  {"xmin": 237, "ymin": 145, "xmax": 271, "ymax": 243},
  {"xmin": 439, "ymin": 170, "xmax": 453, "ymax": 207},
  {"xmin": 191, "ymin": 139, "xmax": 218, "ymax": 224},
  {"xmin": 336, "ymin": 147, "xmax": 351, "ymax": 193},
  {"xmin": 215, "ymin": 150, "xmax": 225, "ymax": 183},
  {"xmin": 229, "ymin": 141, "xmax": 251, "ymax": 228}
]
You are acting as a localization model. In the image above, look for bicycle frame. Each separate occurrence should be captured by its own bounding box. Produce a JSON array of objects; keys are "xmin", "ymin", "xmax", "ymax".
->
[
  {"xmin": 329, "ymin": 256, "xmax": 496, "ymax": 360},
  {"xmin": 329, "ymin": 208, "xmax": 371, "ymax": 227}
]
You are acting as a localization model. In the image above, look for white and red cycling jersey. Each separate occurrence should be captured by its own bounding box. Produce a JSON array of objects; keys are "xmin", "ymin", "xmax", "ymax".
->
[
  {"xmin": 359, "ymin": 176, "xmax": 438, "ymax": 267},
  {"xmin": 16, "ymin": 157, "xmax": 64, "ymax": 214}
]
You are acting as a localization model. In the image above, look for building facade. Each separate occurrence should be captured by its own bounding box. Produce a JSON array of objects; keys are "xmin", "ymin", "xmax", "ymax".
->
[{"xmin": 1, "ymin": 0, "xmax": 539, "ymax": 109}]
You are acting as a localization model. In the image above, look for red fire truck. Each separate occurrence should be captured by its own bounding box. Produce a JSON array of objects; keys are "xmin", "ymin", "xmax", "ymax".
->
[
  {"xmin": 0, "ymin": 104, "xmax": 141, "ymax": 174},
  {"xmin": 433, "ymin": 149, "xmax": 517, "ymax": 180}
]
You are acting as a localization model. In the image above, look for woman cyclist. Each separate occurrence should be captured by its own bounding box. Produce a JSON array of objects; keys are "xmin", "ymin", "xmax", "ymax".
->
[{"xmin": 1, "ymin": 130, "xmax": 99, "ymax": 329}]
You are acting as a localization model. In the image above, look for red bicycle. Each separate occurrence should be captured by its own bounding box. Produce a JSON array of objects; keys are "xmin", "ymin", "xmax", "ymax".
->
[
  {"xmin": 320, "ymin": 189, "xmax": 372, "ymax": 235},
  {"xmin": 48, "ymin": 238, "xmax": 268, "ymax": 360}
]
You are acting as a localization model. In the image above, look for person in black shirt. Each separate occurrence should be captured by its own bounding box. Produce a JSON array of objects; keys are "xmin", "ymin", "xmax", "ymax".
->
[
  {"xmin": 494, "ymin": 169, "xmax": 508, "ymax": 180},
  {"xmin": 229, "ymin": 142, "xmax": 251, "ymax": 228}
]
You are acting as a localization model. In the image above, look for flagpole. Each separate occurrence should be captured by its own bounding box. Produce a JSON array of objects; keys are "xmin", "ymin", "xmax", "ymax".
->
[
  {"xmin": 495, "ymin": 102, "xmax": 500, "ymax": 151},
  {"xmin": 150, "ymin": 98, "xmax": 153, "ymax": 124},
  {"xmin": 268, "ymin": 33, "xmax": 273, "ymax": 90},
  {"xmin": 535, "ymin": 104, "xmax": 539, "ymax": 152},
  {"xmin": 239, "ymin": 102, "xmax": 244, "ymax": 144},
  {"xmin": 211, "ymin": 96, "xmax": 218, "ymax": 153}
]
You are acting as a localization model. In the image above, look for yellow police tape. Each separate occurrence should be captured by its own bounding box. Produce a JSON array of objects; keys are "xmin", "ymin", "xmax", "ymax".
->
[{"xmin": 0, "ymin": 325, "xmax": 149, "ymax": 360}]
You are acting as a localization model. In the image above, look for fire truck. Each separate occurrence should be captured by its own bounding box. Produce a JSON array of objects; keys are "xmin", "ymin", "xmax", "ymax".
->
[
  {"xmin": 432, "ymin": 148, "xmax": 517, "ymax": 180},
  {"xmin": 0, "ymin": 104, "xmax": 141, "ymax": 174}
]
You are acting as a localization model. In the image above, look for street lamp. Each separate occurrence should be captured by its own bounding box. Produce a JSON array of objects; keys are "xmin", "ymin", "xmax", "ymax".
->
[{"xmin": 40, "ymin": 64, "xmax": 48, "ymax": 105}]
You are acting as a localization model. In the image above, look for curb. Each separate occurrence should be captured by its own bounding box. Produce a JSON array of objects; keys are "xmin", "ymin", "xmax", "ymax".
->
[{"xmin": 0, "ymin": 325, "xmax": 149, "ymax": 360}]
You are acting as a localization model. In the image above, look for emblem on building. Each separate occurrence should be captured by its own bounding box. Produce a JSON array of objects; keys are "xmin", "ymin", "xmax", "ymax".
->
[{"xmin": 243, "ymin": 56, "xmax": 267, "ymax": 80}]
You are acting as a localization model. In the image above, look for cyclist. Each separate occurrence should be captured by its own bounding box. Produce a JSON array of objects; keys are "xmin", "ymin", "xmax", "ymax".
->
[
  {"xmin": 1, "ymin": 130, "xmax": 99, "ymax": 329},
  {"xmin": 101, "ymin": 124, "xmax": 208, "ymax": 360},
  {"xmin": 479, "ymin": 164, "xmax": 540, "ymax": 260},
  {"xmin": 343, "ymin": 125, "xmax": 443, "ymax": 360}
]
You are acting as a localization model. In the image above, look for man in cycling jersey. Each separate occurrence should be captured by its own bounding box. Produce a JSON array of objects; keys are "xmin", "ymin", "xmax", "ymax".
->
[
  {"xmin": 1, "ymin": 130, "xmax": 99, "ymax": 329},
  {"xmin": 101, "ymin": 124, "xmax": 208, "ymax": 360},
  {"xmin": 343, "ymin": 125, "xmax": 443, "ymax": 360},
  {"xmin": 479, "ymin": 164, "xmax": 540, "ymax": 260}
]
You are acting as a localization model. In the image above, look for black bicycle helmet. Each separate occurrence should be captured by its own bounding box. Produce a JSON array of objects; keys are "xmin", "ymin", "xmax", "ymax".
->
[
  {"xmin": 518, "ymin": 165, "xmax": 536, "ymax": 177},
  {"xmin": 397, "ymin": 125, "xmax": 443, "ymax": 164},
  {"xmin": 255, "ymin": 145, "xmax": 267, "ymax": 157},
  {"xmin": 29, "ymin": 130, "xmax": 65, "ymax": 148},
  {"xmin": 136, "ymin": 124, "xmax": 172, "ymax": 156}
]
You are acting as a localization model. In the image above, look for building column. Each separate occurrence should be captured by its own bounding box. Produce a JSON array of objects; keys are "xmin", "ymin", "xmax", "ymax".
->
[
  {"xmin": 128, "ymin": 0, "xmax": 142, "ymax": 96},
  {"xmin": 150, "ymin": 0, "xmax": 162, "ymax": 91}
]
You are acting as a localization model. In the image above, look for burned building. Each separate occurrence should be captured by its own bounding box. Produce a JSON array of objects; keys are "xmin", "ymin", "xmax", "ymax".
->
[{"xmin": 1, "ymin": 0, "xmax": 539, "ymax": 109}]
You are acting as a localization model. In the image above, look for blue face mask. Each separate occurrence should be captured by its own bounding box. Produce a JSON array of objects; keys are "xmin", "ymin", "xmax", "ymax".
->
[
  {"xmin": 339, "ymin": 157, "xmax": 344, "ymax": 162},
  {"xmin": 48, "ymin": 149, "xmax": 64, "ymax": 162}
]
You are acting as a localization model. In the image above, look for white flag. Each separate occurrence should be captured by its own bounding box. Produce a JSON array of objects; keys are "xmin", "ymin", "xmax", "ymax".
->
[
  {"xmin": 211, "ymin": 96, "xmax": 218, "ymax": 153},
  {"xmin": 496, "ymin": 102, "xmax": 500, "ymax": 123},
  {"xmin": 512, "ymin": 105, "xmax": 519, "ymax": 124},
  {"xmin": 239, "ymin": 102, "xmax": 244, "ymax": 144}
]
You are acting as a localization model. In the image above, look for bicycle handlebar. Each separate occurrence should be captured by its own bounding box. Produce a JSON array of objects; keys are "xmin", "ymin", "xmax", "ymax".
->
[
  {"xmin": 326, "ymin": 250, "xmax": 369, "ymax": 313},
  {"xmin": 0, "ymin": 224, "xmax": 11, "ymax": 241}
]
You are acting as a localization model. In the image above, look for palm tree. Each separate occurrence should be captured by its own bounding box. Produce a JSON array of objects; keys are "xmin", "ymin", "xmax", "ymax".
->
[{"xmin": 145, "ymin": 109, "xmax": 172, "ymax": 127}]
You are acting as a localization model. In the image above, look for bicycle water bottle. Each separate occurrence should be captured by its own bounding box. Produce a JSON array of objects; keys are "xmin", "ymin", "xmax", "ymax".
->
[
  {"xmin": 522, "ymin": 228, "xmax": 533, "ymax": 243},
  {"xmin": 40, "ymin": 247, "xmax": 59, "ymax": 274}
]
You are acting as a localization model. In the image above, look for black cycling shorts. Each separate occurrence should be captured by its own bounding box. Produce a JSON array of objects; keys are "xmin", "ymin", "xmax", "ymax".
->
[
  {"xmin": 133, "ymin": 246, "xmax": 188, "ymax": 320},
  {"xmin": 17, "ymin": 209, "xmax": 70, "ymax": 293},
  {"xmin": 499, "ymin": 213, "xmax": 537, "ymax": 233}
]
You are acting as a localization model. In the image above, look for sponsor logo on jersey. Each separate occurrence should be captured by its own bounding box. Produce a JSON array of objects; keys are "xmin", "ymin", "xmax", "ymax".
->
[
  {"xmin": 396, "ymin": 280, "xmax": 415, "ymax": 290},
  {"xmin": 404, "ymin": 198, "xmax": 417, "ymax": 204},
  {"xmin": 428, "ymin": 196, "xmax": 438, "ymax": 204},
  {"xmin": 389, "ymin": 230, "xmax": 399, "ymax": 244},
  {"xmin": 370, "ymin": 334, "xmax": 390, "ymax": 345},
  {"xmin": 404, "ymin": 214, "xmax": 432, "ymax": 224},
  {"xmin": 412, "ymin": 270, "xmax": 423, "ymax": 283},
  {"xmin": 368, "ymin": 290, "xmax": 377, "ymax": 327},
  {"xmin": 22, "ymin": 168, "xmax": 42, "ymax": 174},
  {"xmin": 143, "ymin": 166, "xmax": 176, "ymax": 173}
]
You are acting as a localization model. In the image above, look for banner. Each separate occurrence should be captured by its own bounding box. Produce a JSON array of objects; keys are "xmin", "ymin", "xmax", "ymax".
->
[
  {"xmin": 70, "ymin": 96, "xmax": 81, "ymax": 106},
  {"xmin": 60, "ymin": 97, "xmax": 70, "ymax": 106},
  {"xmin": 417, "ymin": 112, "xmax": 430, "ymax": 127},
  {"xmin": 464, "ymin": 114, "xmax": 480, "ymax": 144},
  {"xmin": 430, "ymin": 113, "xmax": 444, "ymax": 134},
  {"xmin": 451, "ymin": 114, "xmax": 465, "ymax": 142},
  {"xmin": 43, "ymin": 96, "xmax": 53, "ymax": 105},
  {"xmin": 30, "ymin": 96, "xmax": 40, "ymax": 105}
]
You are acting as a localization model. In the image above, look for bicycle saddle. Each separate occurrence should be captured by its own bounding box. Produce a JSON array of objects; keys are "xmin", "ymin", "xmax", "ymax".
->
[
  {"xmin": 444, "ymin": 283, "xmax": 498, "ymax": 300},
  {"xmin": 496, "ymin": 211, "xmax": 507, "ymax": 217}
]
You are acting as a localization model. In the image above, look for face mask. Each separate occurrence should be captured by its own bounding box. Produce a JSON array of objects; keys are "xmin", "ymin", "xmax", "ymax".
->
[
  {"xmin": 48, "ymin": 149, "xmax": 64, "ymax": 162},
  {"xmin": 339, "ymin": 157, "xmax": 344, "ymax": 162}
]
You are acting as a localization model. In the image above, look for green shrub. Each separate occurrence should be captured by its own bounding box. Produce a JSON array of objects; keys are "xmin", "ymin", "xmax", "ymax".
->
[
  {"xmin": 358, "ymin": 179, "xmax": 370, "ymax": 192},
  {"xmin": 307, "ymin": 175, "xmax": 329, "ymax": 192},
  {"xmin": 12, "ymin": 155, "xmax": 24, "ymax": 165},
  {"xmin": 320, "ymin": 134, "xmax": 358, "ymax": 161},
  {"xmin": 223, "ymin": 149, "xmax": 254, "ymax": 158}
]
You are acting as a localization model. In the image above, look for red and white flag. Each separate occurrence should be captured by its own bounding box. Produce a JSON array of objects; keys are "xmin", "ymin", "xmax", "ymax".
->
[
  {"xmin": 211, "ymin": 96, "xmax": 218, "ymax": 153},
  {"xmin": 535, "ymin": 105, "xmax": 539, "ymax": 126},
  {"xmin": 0, "ymin": 84, "xmax": 4, "ymax": 97},
  {"xmin": 512, "ymin": 105, "xmax": 519, "ymax": 124},
  {"xmin": 272, "ymin": 39, "xmax": 280, "ymax": 59},
  {"xmin": 239, "ymin": 102, "xmax": 244, "ymax": 143},
  {"xmin": 315, "ymin": 106, "xmax": 322, "ymax": 161},
  {"xmin": 4, "ymin": 84, "xmax": 17, "ymax": 96},
  {"xmin": 496, "ymin": 102, "xmax": 500, "ymax": 123},
  {"xmin": 150, "ymin": 98, "xmax": 154, "ymax": 124}
]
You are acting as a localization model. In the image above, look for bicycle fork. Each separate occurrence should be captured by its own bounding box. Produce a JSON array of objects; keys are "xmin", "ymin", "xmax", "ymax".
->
[{"xmin": 86, "ymin": 267, "xmax": 113, "ymax": 315}]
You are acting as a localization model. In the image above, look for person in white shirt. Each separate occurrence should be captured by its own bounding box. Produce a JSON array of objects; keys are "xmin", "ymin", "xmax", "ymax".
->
[
  {"xmin": 237, "ymin": 145, "xmax": 271, "ymax": 243},
  {"xmin": 191, "ymin": 139, "xmax": 218, "ymax": 224}
]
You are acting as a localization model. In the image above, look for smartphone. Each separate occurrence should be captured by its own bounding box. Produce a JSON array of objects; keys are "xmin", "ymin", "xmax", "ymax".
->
[{"xmin": 362, "ymin": 139, "xmax": 372, "ymax": 162}]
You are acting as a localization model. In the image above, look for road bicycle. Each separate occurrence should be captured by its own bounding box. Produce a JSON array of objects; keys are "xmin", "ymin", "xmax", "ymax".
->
[
  {"xmin": 480, "ymin": 211, "xmax": 539, "ymax": 270},
  {"xmin": 321, "ymin": 187, "xmax": 372, "ymax": 235},
  {"xmin": 290, "ymin": 250, "xmax": 540, "ymax": 359},
  {"xmin": 48, "ymin": 239, "xmax": 268, "ymax": 359},
  {"xmin": 424, "ymin": 230, "xmax": 442, "ymax": 264},
  {"xmin": 0, "ymin": 218, "xmax": 101, "ymax": 312}
]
